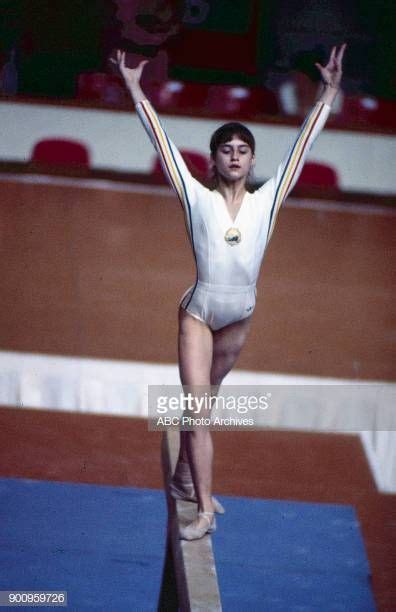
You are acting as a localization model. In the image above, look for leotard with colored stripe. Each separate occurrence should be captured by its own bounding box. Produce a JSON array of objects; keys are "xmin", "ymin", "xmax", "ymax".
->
[{"xmin": 135, "ymin": 99, "xmax": 330, "ymax": 330}]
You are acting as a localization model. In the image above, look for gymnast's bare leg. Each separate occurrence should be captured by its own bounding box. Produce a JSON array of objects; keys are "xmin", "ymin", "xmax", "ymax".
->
[{"xmin": 175, "ymin": 306, "xmax": 252, "ymax": 531}]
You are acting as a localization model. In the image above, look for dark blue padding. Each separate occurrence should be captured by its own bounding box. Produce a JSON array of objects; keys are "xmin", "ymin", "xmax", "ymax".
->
[
  {"xmin": 0, "ymin": 479, "xmax": 375, "ymax": 611},
  {"xmin": 0, "ymin": 478, "xmax": 166, "ymax": 611},
  {"xmin": 213, "ymin": 495, "xmax": 376, "ymax": 611}
]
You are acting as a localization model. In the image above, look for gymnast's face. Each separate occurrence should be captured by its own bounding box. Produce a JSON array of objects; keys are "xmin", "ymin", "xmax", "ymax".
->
[{"xmin": 212, "ymin": 136, "xmax": 255, "ymax": 184}]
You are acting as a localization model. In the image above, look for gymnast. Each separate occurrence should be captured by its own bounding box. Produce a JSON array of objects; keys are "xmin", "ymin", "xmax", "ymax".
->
[{"xmin": 115, "ymin": 43, "xmax": 346, "ymax": 540}]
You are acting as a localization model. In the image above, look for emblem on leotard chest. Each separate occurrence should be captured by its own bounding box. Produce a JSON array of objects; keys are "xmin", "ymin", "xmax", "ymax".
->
[{"xmin": 224, "ymin": 227, "xmax": 241, "ymax": 246}]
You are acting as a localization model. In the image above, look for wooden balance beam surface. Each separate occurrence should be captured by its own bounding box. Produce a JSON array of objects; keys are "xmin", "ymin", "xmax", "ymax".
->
[{"xmin": 160, "ymin": 430, "xmax": 222, "ymax": 612}]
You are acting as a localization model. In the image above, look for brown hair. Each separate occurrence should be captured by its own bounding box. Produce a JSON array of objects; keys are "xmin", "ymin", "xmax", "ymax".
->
[{"xmin": 210, "ymin": 122, "xmax": 256, "ymax": 157}]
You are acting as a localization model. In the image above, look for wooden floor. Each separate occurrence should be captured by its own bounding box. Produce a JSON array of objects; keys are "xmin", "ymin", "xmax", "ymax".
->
[
  {"xmin": 1, "ymin": 406, "xmax": 395, "ymax": 611},
  {"xmin": 0, "ymin": 177, "xmax": 394, "ymax": 380}
]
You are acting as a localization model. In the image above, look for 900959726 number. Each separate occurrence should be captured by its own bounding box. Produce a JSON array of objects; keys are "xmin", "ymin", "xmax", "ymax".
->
[{"xmin": 0, "ymin": 591, "xmax": 67, "ymax": 606}]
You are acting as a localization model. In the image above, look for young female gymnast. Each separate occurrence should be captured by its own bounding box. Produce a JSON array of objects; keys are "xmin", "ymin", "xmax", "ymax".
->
[{"xmin": 115, "ymin": 43, "xmax": 346, "ymax": 540}]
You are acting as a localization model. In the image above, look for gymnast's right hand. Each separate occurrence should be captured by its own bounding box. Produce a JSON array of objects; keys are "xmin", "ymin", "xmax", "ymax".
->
[{"xmin": 111, "ymin": 49, "xmax": 148, "ymax": 102}]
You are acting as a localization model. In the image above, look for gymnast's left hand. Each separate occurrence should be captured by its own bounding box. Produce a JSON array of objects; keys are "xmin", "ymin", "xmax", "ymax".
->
[{"xmin": 315, "ymin": 43, "xmax": 346, "ymax": 90}]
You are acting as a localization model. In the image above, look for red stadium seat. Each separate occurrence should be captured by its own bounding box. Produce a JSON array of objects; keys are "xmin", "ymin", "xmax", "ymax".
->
[
  {"xmin": 338, "ymin": 95, "xmax": 396, "ymax": 130},
  {"xmin": 149, "ymin": 80, "xmax": 209, "ymax": 112},
  {"xmin": 76, "ymin": 72, "xmax": 127, "ymax": 105},
  {"xmin": 339, "ymin": 95, "xmax": 379, "ymax": 126},
  {"xmin": 151, "ymin": 149, "xmax": 210, "ymax": 182},
  {"xmin": 206, "ymin": 84, "xmax": 279, "ymax": 118},
  {"xmin": 372, "ymin": 98, "xmax": 396, "ymax": 130},
  {"xmin": 31, "ymin": 139, "xmax": 90, "ymax": 167},
  {"xmin": 296, "ymin": 162, "xmax": 339, "ymax": 189}
]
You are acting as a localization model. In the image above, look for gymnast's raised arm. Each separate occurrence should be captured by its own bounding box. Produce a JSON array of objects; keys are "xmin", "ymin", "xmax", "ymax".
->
[
  {"xmin": 260, "ymin": 44, "xmax": 346, "ymax": 243},
  {"xmin": 114, "ymin": 50, "xmax": 205, "ymax": 210}
]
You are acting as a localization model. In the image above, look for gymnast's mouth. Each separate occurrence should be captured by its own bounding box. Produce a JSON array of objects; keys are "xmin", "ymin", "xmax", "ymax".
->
[{"xmin": 229, "ymin": 164, "xmax": 241, "ymax": 169}]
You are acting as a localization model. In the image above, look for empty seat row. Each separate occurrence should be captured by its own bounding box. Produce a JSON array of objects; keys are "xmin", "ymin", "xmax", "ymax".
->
[
  {"xmin": 30, "ymin": 138, "xmax": 339, "ymax": 190},
  {"xmin": 76, "ymin": 73, "xmax": 280, "ymax": 118},
  {"xmin": 75, "ymin": 72, "xmax": 395, "ymax": 129}
]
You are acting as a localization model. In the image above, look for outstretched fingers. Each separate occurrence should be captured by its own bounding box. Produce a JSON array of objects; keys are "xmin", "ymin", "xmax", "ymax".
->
[
  {"xmin": 335, "ymin": 43, "xmax": 347, "ymax": 67},
  {"xmin": 138, "ymin": 59, "xmax": 149, "ymax": 70},
  {"xmin": 329, "ymin": 45, "xmax": 337, "ymax": 65},
  {"xmin": 117, "ymin": 49, "xmax": 126, "ymax": 69},
  {"xmin": 110, "ymin": 49, "xmax": 124, "ymax": 69},
  {"xmin": 110, "ymin": 50, "xmax": 149, "ymax": 76}
]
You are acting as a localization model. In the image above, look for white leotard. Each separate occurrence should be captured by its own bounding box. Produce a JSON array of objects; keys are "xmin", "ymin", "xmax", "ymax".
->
[{"xmin": 136, "ymin": 99, "xmax": 330, "ymax": 330}]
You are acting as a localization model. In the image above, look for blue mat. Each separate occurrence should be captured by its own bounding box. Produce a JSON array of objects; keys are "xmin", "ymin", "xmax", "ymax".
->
[
  {"xmin": 0, "ymin": 479, "xmax": 166, "ymax": 611},
  {"xmin": 214, "ymin": 496, "xmax": 375, "ymax": 611},
  {"xmin": 0, "ymin": 478, "xmax": 375, "ymax": 611}
]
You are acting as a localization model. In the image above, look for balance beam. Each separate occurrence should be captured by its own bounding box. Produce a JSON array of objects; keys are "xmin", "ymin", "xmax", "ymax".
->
[{"xmin": 159, "ymin": 429, "xmax": 222, "ymax": 612}]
